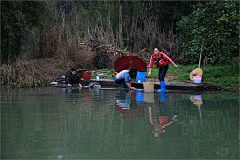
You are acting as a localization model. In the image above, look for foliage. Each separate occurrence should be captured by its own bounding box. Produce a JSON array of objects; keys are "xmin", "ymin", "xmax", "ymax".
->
[
  {"xmin": 122, "ymin": 47, "xmax": 129, "ymax": 56},
  {"xmin": 1, "ymin": 1, "xmax": 55, "ymax": 64},
  {"xmin": 176, "ymin": 1, "xmax": 239, "ymax": 65},
  {"xmin": 2, "ymin": 1, "xmax": 239, "ymax": 91},
  {"xmin": 1, "ymin": 1, "xmax": 198, "ymax": 64}
]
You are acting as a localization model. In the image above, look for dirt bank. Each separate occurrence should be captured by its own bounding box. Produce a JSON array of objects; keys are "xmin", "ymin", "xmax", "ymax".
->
[{"xmin": 1, "ymin": 58, "xmax": 66, "ymax": 87}]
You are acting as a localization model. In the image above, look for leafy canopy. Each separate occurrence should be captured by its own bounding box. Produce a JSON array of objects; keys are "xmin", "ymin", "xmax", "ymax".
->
[{"xmin": 176, "ymin": 1, "xmax": 239, "ymax": 65}]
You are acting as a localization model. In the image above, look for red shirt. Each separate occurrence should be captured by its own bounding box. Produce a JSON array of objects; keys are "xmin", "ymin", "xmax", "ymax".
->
[
  {"xmin": 149, "ymin": 114, "xmax": 173, "ymax": 134},
  {"xmin": 149, "ymin": 52, "xmax": 173, "ymax": 68},
  {"xmin": 149, "ymin": 114, "xmax": 173, "ymax": 127}
]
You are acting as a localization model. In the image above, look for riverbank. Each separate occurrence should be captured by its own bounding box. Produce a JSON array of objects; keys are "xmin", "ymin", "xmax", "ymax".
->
[
  {"xmin": 1, "ymin": 57, "xmax": 239, "ymax": 91},
  {"xmin": 88, "ymin": 64, "xmax": 239, "ymax": 91},
  {"xmin": 53, "ymin": 78, "xmax": 214, "ymax": 92}
]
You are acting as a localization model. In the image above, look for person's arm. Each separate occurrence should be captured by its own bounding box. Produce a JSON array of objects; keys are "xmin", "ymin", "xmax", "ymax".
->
[
  {"xmin": 78, "ymin": 83, "xmax": 82, "ymax": 88},
  {"xmin": 148, "ymin": 107, "xmax": 155, "ymax": 125},
  {"xmin": 77, "ymin": 76, "xmax": 82, "ymax": 88},
  {"xmin": 148, "ymin": 55, "xmax": 154, "ymax": 76},
  {"xmin": 162, "ymin": 53, "xmax": 178, "ymax": 68},
  {"xmin": 124, "ymin": 73, "xmax": 136, "ymax": 90},
  {"xmin": 125, "ymin": 82, "xmax": 136, "ymax": 90},
  {"xmin": 66, "ymin": 77, "xmax": 72, "ymax": 86},
  {"xmin": 172, "ymin": 115, "xmax": 178, "ymax": 121},
  {"xmin": 169, "ymin": 59, "xmax": 178, "ymax": 68},
  {"xmin": 148, "ymin": 68, "xmax": 152, "ymax": 76}
]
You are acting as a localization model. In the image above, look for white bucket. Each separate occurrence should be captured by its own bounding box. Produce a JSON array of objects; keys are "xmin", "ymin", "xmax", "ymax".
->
[{"xmin": 193, "ymin": 76, "xmax": 202, "ymax": 84}]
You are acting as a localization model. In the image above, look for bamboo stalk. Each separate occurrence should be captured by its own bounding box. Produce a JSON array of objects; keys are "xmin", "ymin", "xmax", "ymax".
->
[{"xmin": 198, "ymin": 42, "xmax": 203, "ymax": 68}]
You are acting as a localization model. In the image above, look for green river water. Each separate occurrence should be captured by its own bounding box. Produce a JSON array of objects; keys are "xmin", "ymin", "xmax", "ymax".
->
[{"xmin": 1, "ymin": 87, "xmax": 239, "ymax": 159}]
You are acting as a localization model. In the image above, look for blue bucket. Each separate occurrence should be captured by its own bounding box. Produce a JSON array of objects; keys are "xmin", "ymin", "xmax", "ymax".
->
[
  {"xmin": 136, "ymin": 72, "xmax": 146, "ymax": 82},
  {"xmin": 136, "ymin": 92, "xmax": 144, "ymax": 103}
]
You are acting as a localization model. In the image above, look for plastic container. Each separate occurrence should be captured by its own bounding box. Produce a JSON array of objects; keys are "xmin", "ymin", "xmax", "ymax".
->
[
  {"xmin": 193, "ymin": 95, "xmax": 202, "ymax": 101},
  {"xmin": 193, "ymin": 76, "xmax": 202, "ymax": 84},
  {"xmin": 143, "ymin": 82, "xmax": 154, "ymax": 92},
  {"xmin": 136, "ymin": 92, "xmax": 144, "ymax": 103},
  {"xmin": 83, "ymin": 72, "xmax": 91, "ymax": 80},
  {"xmin": 50, "ymin": 82, "xmax": 58, "ymax": 85},
  {"xmin": 136, "ymin": 72, "xmax": 146, "ymax": 82}
]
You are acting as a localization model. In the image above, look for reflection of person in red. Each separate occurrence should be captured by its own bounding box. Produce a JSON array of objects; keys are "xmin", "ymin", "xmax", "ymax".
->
[
  {"xmin": 148, "ymin": 93, "xmax": 178, "ymax": 137},
  {"xmin": 149, "ymin": 107, "xmax": 177, "ymax": 137}
]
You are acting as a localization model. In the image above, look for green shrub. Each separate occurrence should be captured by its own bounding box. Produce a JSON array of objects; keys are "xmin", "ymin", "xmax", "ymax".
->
[{"xmin": 176, "ymin": 1, "xmax": 239, "ymax": 65}]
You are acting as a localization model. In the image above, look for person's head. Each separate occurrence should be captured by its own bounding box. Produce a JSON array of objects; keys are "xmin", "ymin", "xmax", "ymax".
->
[
  {"xmin": 154, "ymin": 48, "xmax": 159, "ymax": 56},
  {"xmin": 71, "ymin": 68, "xmax": 77, "ymax": 75},
  {"xmin": 129, "ymin": 67, "xmax": 137, "ymax": 78}
]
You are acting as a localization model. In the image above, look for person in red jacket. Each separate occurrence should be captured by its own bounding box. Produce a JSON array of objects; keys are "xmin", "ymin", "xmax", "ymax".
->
[
  {"xmin": 148, "ymin": 48, "xmax": 178, "ymax": 92},
  {"xmin": 148, "ymin": 93, "xmax": 178, "ymax": 138},
  {"xmin": 149, "ymin": 109, "xmax": 178, "ymax": 137}
]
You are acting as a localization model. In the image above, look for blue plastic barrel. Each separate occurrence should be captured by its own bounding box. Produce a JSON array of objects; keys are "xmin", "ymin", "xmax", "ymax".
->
[
  {"xmin": 136, "ymin": 92, "xmax": 144, "ymax": 103},
  {"xmin": 136, "ymin": 72, "xmax": 146, "ymax": 82}
]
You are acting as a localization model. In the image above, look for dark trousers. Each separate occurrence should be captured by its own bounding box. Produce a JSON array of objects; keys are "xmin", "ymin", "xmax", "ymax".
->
[
  {"xmin": 115, "ymin": 78, "xmax": 125, "ymax": 84},
  {"xmin": 158, "ymin": 64, "xmax": 169, "ymax": 81},
  {"xmin": 66, "ymin": 77, "xmax": 79, "ymax": 86}
]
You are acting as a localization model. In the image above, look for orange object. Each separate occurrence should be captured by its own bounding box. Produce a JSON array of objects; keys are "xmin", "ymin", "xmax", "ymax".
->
[{"xmin": 83, "ymin": 72, "xmax": 91, "ymax": 80}]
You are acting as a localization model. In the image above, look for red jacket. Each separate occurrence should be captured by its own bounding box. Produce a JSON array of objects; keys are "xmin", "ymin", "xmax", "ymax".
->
[
  {"xmin": 149, "ymin": 52, "xmax": 173, "ymax": 68},
  {"xmin": 149, "ymin": 114, "xmax": 173, "ymax": 134}
]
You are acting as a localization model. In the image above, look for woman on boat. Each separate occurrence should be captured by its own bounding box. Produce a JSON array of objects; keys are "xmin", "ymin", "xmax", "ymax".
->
[
  {"xmin": 148, "ymin": 48, "xmax": 178, "ymax": 92},
  {"xmin": 115, "ymin": 67, "xmax": 137, "ymax": 90},
  {"xmin": 65, "ymin": 68, "xmax": 82, "ymax": 88}
]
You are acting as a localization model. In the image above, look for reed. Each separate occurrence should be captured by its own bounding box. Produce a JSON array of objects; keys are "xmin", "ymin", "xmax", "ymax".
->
[
  {"xmin": 1, "ymin": 2, "xmax": 180, "ymax": 87},
  {"xmin": 0, "ymin": 58, "xmax": 64, "ymax": 87}
]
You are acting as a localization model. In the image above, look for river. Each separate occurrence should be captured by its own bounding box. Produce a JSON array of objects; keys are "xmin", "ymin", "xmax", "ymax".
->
[{"xmin": 1, "ymin": 87, "xmax": 239, "ymax": 159}]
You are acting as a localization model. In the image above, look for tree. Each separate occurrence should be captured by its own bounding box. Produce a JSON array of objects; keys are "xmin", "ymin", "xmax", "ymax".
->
[
  {"xmin": 176, "ymin": 1, "xmax": 239, "ymax": 65},
  {"xmin": 1, "ymin": 1, "xmax": 55, "ymax": 64}
]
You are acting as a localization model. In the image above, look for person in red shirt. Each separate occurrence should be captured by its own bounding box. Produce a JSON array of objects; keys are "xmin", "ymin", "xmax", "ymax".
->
[
  {"xmin": 148, "ymin": 48, "xmax": 178, "ymax": 92},
  {"xmin": 148, "ymin": 106, "xmax": 178, "ymax": 138}
]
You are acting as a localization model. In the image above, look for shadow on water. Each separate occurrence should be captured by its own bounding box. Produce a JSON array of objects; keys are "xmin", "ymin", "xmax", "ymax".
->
[{"xmin": 1, "ymin": 87, "xmax": 239, "ymax": 159}]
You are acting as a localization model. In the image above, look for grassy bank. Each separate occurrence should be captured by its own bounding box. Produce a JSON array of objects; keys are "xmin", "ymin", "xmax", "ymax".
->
[
  {"xmin": 94, "ymin": 64, "xmax": 239, "ymax": 91},
  {"xmin": 151, "ymin": 64, "xmax": 239, "ymax": 90},
  {"xmin": 1, "ymin": 56, "xmax": 239, "ymax": 91}
]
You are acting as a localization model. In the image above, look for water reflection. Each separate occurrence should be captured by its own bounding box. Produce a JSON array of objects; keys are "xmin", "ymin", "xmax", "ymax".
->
[
  {"xmin": 190, "ymin": 95, "xmax": 203, "ymax": 107},
  {"xmin": 143, "ymin": 92, "xmax": 155, "ymax": 103},
  {"xmin": 148, "ymin": 92, "xmax": 178, "ymax": 137},
  {"xmin": 190, "ymin": 95, "xmax": 203, "ymax": 126},
  {"xmin": 115, "ymin": 91, "xmax": 178, "ymax": 137},
  {"xmin": 1, "ymin": 88, "xmax": 239, "ymax": 159},
  {"xmin": 64, "ymin": 88, "xmax": 81, "ymax": 104},
  {"xmin": 115, "ymin": 90, "xmax": 146, "ymax": 119}
]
